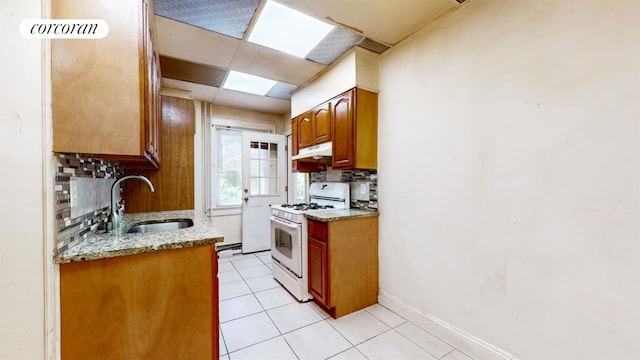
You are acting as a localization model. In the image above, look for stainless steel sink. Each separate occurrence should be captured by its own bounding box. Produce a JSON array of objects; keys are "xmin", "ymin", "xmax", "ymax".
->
[{"xmin": 126, "ymin": 218, "xmax": 194, "ymax": 234}]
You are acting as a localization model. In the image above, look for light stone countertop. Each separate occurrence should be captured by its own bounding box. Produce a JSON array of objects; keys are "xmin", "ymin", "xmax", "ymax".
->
[
  {"xmin": 54, "ymin": 210, "xmax": 224, "ymax": 264},
  {"xmin": 304, "ymin": 209, "xmax": 379, "ymax": 222}
]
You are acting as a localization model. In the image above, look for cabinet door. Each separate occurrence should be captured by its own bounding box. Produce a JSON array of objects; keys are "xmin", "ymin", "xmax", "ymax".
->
[
  {"xmin": 331, "ymin": 91, "xmax": 354, "ymax": 168},
  {"xmin": 297, "ymin": 111, "xmax": 315, "ymax": 149},
  {"xmin": 313, "ymin": 102, "xmax": 331, "ymax": 144},
  {"xmin": 291, "ymin": 117, "xmax": 299, "ymax": 157},
  {"xmin": 308, "ymin": 236, "xmax": 329, "ymax": 306},
  {"xmin": 60, "ymin": 245, "xmax": 217, "ymax": 359},
  {"xmin": 143, "ymin": 1, "xmax": 161, "ymax": 167},
  {"xmin": 291, "ymin": 117, "xmax": 319, "ymax": 173},
  {"xmin": 52, "ymin": 0, "xmax": 143, "ymax": 157}
]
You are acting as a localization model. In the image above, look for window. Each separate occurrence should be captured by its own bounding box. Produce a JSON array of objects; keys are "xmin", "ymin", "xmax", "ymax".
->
[
  {"xmin": 294, "ymin": 173, "xmax": 307, "ymax": 202},
  {"xmin": 286, "ymin": 134, "xmax": 307, "ymax": 203},
  {"xmin": 216, "ymin": 129, "xmax": 242, "ymax": 206}
]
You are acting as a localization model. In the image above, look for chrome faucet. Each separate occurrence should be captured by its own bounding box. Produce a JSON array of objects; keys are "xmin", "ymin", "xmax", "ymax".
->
[{"xmin": 110, "ymin": 175, "xmax": 155, "ymax": 232}]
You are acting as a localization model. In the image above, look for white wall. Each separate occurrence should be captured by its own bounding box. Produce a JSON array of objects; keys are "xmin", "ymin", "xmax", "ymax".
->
[
  {"xmin": 377, "ymin": 0, "xmax": 640, "ymax": 359},
  {"xmin": 291, "ymin": 47, "xmax": 379, "ymax": 117},
  {"xmin": 0, "ymin": 0, "xmax": 48, "ymax": 359}
]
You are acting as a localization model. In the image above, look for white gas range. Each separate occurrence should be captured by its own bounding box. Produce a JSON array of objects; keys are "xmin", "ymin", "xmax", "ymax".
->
[{"xmin": 270, "ymin": 182, "xmax": 350, "ymax": 301}]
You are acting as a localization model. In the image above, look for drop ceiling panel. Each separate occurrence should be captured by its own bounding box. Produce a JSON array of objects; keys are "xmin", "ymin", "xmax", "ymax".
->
[
  {"xmin": 155, "ymin": 16, "xmax": 240, "ymax": 68},
  {"xmin": 284, "ymin": 0, "xmax": 459, "ymax": 45},
  {"xmin": 160, "ymin": 56, "xmax": 227, "ymax": 87},
  {"xmin": 307, "ymin": 26, "xmax": 363, "ymax": 66},
  {"xmin": 162, "ymin": 78, "xmax": 219, "ymax": 102},
  {"xmin": 154, "ymin": 0, "xmax": 261, "ymax": 39},
  {"xmin": 215, "ymin": 88, "xmax": 291, "ymax": 114},
  {"xmin": 231, "ymin": 41, "xmax": 327, "ymax": 85},
  {"xmin": 153, "ymin": 0, "xmax": 467, "ymax": 115}
]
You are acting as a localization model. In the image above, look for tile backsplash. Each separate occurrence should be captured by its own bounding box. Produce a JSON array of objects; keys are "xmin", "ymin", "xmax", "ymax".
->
[
  {"xmin": 311, "ymin": 169, "xmax": 378, "ymax": 211},
  {"xmin": 55, "ymin": 154, "xmax": 123, "ymax": 254}
]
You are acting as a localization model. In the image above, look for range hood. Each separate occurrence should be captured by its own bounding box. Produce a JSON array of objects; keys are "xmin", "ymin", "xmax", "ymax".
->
[{"xmin": 292, "ymin": 142, "xmax": 332, "ymax": 160}]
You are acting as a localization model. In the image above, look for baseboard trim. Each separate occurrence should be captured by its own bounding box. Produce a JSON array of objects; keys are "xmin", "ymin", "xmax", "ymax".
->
[{"xmin": 378, "ymin": 290, "xmax": 516, "ymax": 360}]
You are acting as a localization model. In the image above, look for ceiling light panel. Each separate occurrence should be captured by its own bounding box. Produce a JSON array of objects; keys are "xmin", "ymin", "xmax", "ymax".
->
[
  {"xmin": 248, "ymin": 0, "xmax": 334, "ymax": 58},
  {"xmin": 154, "ymin": 0, "xmax": 261, "ymax": 39},
  {"xmin": 223, "ymin": 70, "xmax": 277, "ymax": 96}
]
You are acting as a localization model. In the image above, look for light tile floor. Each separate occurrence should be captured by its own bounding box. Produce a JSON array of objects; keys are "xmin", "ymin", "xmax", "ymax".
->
[{"xmin": 218, "ymin": 251, "xmax": 475, "ymax": 360}]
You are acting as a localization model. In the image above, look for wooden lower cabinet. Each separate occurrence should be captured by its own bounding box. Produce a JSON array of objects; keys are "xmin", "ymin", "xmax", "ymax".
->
[
  {"xmin": 60, "ymin": 245, "xmax": 219, "ymax": 360},
  {"xmin": 307, "ymin": 216, "xmax": 378, "ymax": 318}
]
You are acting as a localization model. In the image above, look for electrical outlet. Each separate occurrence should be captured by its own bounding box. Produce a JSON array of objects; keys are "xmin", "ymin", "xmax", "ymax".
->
[{"xmin": 350, "ymin": 182, "xmax": 370, "ymax": 201}]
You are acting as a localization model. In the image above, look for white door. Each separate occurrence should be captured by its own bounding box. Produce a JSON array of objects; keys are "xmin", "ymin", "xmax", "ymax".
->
[{"xmin": 242, "ymin": 132, "xmax": 287, "ymax": 253}]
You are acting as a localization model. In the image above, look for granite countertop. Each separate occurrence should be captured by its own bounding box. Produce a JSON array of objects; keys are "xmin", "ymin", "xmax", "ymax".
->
[
  {"xmin": 305, "ymin": 209, "xmax": 379, "ymax": 222},
  {"xmin": 55, "ymin": 210, "xmax": 224, "ymax": 264}
]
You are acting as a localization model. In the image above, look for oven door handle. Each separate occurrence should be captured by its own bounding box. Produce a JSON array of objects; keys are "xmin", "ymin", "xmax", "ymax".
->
[{"xmin": 270, "ymin": 216, "xmax": 300, "ymax": 230}]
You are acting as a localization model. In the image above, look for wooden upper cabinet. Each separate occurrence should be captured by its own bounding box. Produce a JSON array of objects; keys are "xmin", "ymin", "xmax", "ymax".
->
[
  {"xmin": 313, "ymin": 102, "xmax": 332, "ymax": 144},
  {"xmin": 331, "ymin": 94, "xmax": 354, "ymax": 169},
  {"xmin": 297, "ymin": 111, "xmax": 315, "ymax": 149},
  {"xmin": 331, "ymin": 88, "xmax": 378, "ymax": 170},
  {"xmin": 52, "ymin": 0, "xmax": 161, "ymax": 169},
  {"xmin": 290, "ymin": 87, "xmax": 377, "ymax": 172},
  {"xmin": 291, "ymin": 116, "xmax": 319, "ymax": 173}
]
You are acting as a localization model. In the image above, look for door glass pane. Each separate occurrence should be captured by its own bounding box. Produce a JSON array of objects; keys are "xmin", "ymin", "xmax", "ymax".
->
[{"xmin": 249, "ymin": 141, "xmax": 279, "ymax": 196}]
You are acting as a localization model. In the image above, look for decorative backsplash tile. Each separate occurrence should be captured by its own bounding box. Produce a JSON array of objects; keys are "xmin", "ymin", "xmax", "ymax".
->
[
  {"xmin": 311, "ymin": 169, "xmax": 378, "ymax": 211},
  {"xmin": 55, "ymin": 154, "xmax": 123, "ymax": 254}
]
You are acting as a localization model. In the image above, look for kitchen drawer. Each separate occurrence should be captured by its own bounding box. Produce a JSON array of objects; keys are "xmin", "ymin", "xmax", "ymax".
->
[{"xmin": 308, "ymin": 220, "xmax": 327, "ymax": 241}]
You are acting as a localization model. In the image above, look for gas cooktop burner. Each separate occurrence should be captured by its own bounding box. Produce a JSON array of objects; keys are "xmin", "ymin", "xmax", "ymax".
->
[{"xmin": 281, "ymin": 202, "xmax": 335, "ymax": 211}]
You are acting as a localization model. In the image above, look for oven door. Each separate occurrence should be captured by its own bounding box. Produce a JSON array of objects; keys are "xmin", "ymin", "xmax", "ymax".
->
[{"xmin": 270, "ymin": 216, "xmax": 302, "ymax": 276}]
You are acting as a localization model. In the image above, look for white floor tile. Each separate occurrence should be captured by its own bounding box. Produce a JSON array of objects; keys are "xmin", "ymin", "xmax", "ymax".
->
[
  {"xmin": 254, "ymin": 286, "xmax": 297, "ymax": 310},
  {"xmin": 219, "ymin": 280, "xmax": 252, "ymax": 301},
  {"xmin": 219, "ymin": 330, "xmax": 227, "ymax": 356},
  {"xmin": 218, "ymin": 261, "xmax": 236, "ymax": 273},
  {"xmin": 228, "ymin": 336, "xmax": 297, "ymax": 360},
  {"xmin": 245, "ymin": 275, "xmax": 280, "ymax": 292},
  {"xmin": 357, "ymin": 330, "xmax": 437, "ymax": 360},
  {"xmin": 284, "ymin": 321, "xmax": 351, "ymax": 360},
  {"xmin": 267, "ymin": 302, "xmax": 323, "ymax": 334},
  {"xmin": 328, "ymin": 347, "xmax": 368, "ymax": 360},
  {"xmin": 365, "ymin": 303, "xmax": 407, "ymax": 328},
  {"xmin": 328, "ymin": 310, "xmax": 391, "ymax": 345},
  {"xmin": 396, "ymin": 322, "xmax": 454, "ymax": 358},
  {"xmin": 219, "ymin": 294, "xmax": 264, "ymax": 323},
  {"xmin": 442, "ymin": 350, "xmax": 474, "ymax": 360},
  {"xmin": 257, "ymin": 253, "xmax": 272, "ymax": 265},
  {"xmin": 220, "ymin": 312, "xmax": 280, "ymax": 353},
  {"xmin": 308, "ymin": 300, "xmax": 332, "ymax": 319},
  {"xmin": 237, "ymin": 264, "xmax": 272, "ymax": 279},
  {"xmin": 231, "ymin": 256, "xmax": 264, "ymax": 269},
  {"xmin": 220, "ymin": 355, "xmax": 229, "ymax": 360},
  {"xmin": 218, "ymin": 270, "xmax": 243, "ymax": 284}
]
